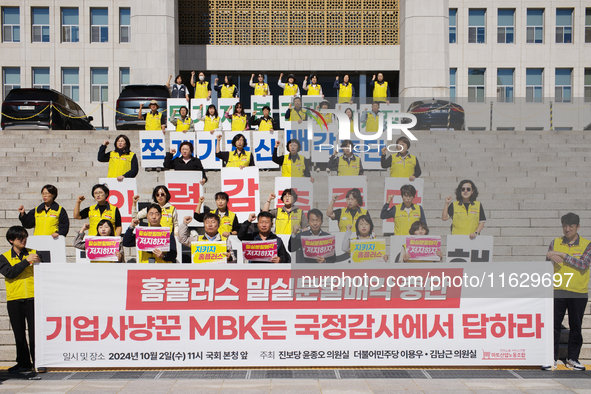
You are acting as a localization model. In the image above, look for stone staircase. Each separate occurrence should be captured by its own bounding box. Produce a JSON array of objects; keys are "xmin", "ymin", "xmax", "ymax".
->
[{"xmin": 0, "ymin": 129, "xmax": 589, "ymax": 363}]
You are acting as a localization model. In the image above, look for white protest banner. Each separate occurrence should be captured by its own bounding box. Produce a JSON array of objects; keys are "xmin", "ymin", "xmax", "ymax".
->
[
  {"xmin": 390, "ymin": 235, "xmax": 442, "ymax": 263},
  {"xmin": 285, "ymin": 126, "xmax": 311, "ymax": 159},
  {"xmin": 250, "ymin": 95, "xmax": 273, "ymax": 128},
  {"xmin": 99, "ymin": 178, "xmax": 137, "ymax": 233},
  {"xmin": 327, "ymin": 176, "xmax": 368, "ymax": 233},
  {"xmin": 251, "ymin": 130, "xmax": 279, "ymax": 169},
  {"xmin": 382, "ymin": 177, "xmax": 425, "ymax": 234},
  {"xmin": 278, "ymin": 95, "xmax": 293, "ymax": 129},
  {"xmin": 34, "ymin": 263, "xmax": 553, "ymax": 367},
  {"xmin": 165, "ymin": 171, "xmax": 204, "ymax": 227},
  {"xmin": 26, "ymin": 236, "xmax": 66, "ymax": 263},
  {"xmin": 196, "ymin": 131, "xmax": 222, "ymax": 169},
  {"xmin": 169, "ymin": 133, "xmax": 197, "ymax": 160},
  {"xmin": 166, "ymin": 98, "xmax": 190, "ymax": 131},
  {"xmin": 446, "ymin": 235, "xmax": 494, "ymax": 263},
  {"xmin": 274, "ymin": 177, "xmax": 314, "ymax": 213},
  {"xmin": 139, "ymin": 131, "xmax": 166, "ymax": 168},
  {"xmin": 190, "ymin": 99, "xmax": 212, "ymax": 131},
  {"xmin": 218, "ymin": 98, "xmax": 240, "ymax": 130},
  {"xmin": 221, "ymin": 167, "xmax": 260, "ymax": 223}
]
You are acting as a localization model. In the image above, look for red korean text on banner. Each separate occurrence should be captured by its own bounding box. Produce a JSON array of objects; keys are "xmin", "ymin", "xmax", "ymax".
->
[
  {"xmin": 85, "ymin": 236, "xmax": 120, "ymax": 261},
  {"xmin": 406, "ymin": 237, "xmax": 441, "ymax": 261},
  {"xmin": 135, "ymin": 227, "xmax": 171, "ymax": 252},
  {"xmin": 225, "ymin": 178, "xmax": 259, "ymax": 213},
  {"xmin": 301, "ymin": 235, "xmax": 335, "ymax": 258},
  {"xmin": 167, "ymin": 182, "xmax": 201, "ymax": 211},
  {"xmin": 242, "ymin": 240, "xmax": 277, "ymax": 262}
]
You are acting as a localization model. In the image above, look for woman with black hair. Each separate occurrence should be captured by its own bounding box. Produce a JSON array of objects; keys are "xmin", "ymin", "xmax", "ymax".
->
[
  {"xmin": 18, "ymin": 184, "xmax": 69, "ymax": 238},
  {"xmin": 215, "ymin": 133, "xmax": 255, "ymax": 167},
  {"xmin": 262, "ymin": 189, "xmax": 308, "ymax": 235},
  {"xmin": 224, "ymin": 102, "xmax": 249, "ymax": 131},
  {"xmin": 303, "ymin": 74, "xmax": 323, "ymax": 96},
  {"xmin": 132, "ymin": 185, "xmax": 179, "ymax": 236},
  {"xmin": 166, "ymin": 74, "xmax": 190, "ymax": 101},
  {"xmin": 74, "ymin": 220, "xmax": 125, "ymax": 263},
  {"xmin": 97, "ymin": 134, "xmax": 138, "ymax": 180},
  {"xmin": 272, "ymin": 139, "xmax": 313, "ymax": 179},
  {"xmin": 442, "ymin": 179, "xmax": 486, "ymax": 238},
  {"xmin": 327, "ymin": 188, "xmax": 370, "ymax": 232},
  {"xmin": 169, "ymin": 106, "xmax": 193, "ymax": 132},
  {"xmin": 278, "ymin": 73, "xmax": 299, "ymax": 96},
  {"xmin": 250, "ymin": 105, "xmax": 276, "ymax": 131},
  {"xmin": 249, "ymin": 73, "xmax": 269, "ymax": 96},
  {"xmin": 196, "ymin": 104, "xmax": 221, "ymax": 133},
  {"xmin": 214, "ymin": 75, "xmax": 238, "ymax": 98},
  {"xmin": 190, "ymin": 71, "xmax": 211, "ymax": 99},
  {"xmin": 74, "ymin": 184, "xmax": 122, "ymax": 236},
  {"xmin": 341, "ymin": 214, "xmax": 376, "ymax": 253},
  {"xmin": 163, "ymin": 141, "xmax": 208, "ymax": 184}
]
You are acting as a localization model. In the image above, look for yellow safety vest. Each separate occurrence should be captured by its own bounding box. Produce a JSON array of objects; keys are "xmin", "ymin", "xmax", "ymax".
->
[
  {"xmin": 284, "ymin": 84, "xmax": 298, "ymax": 96},
  {"xmin": 145, "ymin": 112, "xmax": 163, "ymax": 130},
  {"xmin": 553, "ymin": 236, "xmax": 591, "ymax": 293},
  {"xmin": 88, "ymin": 204, "xmax": 118, "ymax": 236},
  {"xmin": 451, "ymin": 201, "xmax": 481, "ymax": 235},
  {"xmin": 257, "ymin": 117, "xmax": 274, "ymax": 131},
  {"xmin": 220, "ymin": 84, "xmax": 236, "ymax": 98},
  {"xmin": 282, "ymin": 155, "xmax": 306, "ymax": 177},
  {"xmin": 211, "ymin": 210, "xmax": 237, "ymax": 235},
  {"xmin": 160, "ymin": 205, "xmax": 176, "ymax": 232},
  {"xmin": 307, "ymin": 84, "xmax": 322, "ymax": 95},
  {"xmin": 3, "ymin": 249, "xmax": 35, "ymax": 301},
  {"xmin": 204, "ymin": 116, "xmax": 220, "ymax": 131},
  {"xmin": 33, "ymin": 205, "xmax": 62, "ymax": 235},
  {"xmin": 107, "ymin": 151, "xmax": 135, "ymax": 178},
  {"xmin": 338, "ymin": 83, "xmax": 353, "ymax": 103},
  {"xmin": 254, "ymin": 83, "xmax": 269, "ymax": 96},
  {"xmin": 227, "ymin": 150, "xmax": 252, "ymax": 167},
  {"xmin": 365, "ymin": 112, "xmax": 381, "ymax": 133},
  {"xmin": 338, "ymin": 208, "xmax": 368, "ymax": 232},
  {"xmin": 288, "ymin": 108, "xmax": 307, "ymax": 122},
  {"xmin": 322, "ymin": 113, "xmax": 333, "ymax": 124},
  {"xmin": 337, "ymin": 155, "xmax": 361, "ymax": 176},
  {"xmin": 198, "ymin": 234, "xmax": 227, "ymax": 242},
  {"xmin": 275, "ymin": 207, "xmax": 303, "ymax": 235},
  {"xmin": 393, "ymin": 204, "xmax": 422, "ymax": 236},
  {"xmin": 231, "ymin": 114, "xmax": 247, "ymax": 131},
  {"xmin": 194, "ymin": 81, "xmax": 209, "ymax": 99},
  {"xmin": 389, "ymin": 154, "xmax": 417, "ymax": 178},
  {"xmin": 175, "ymin": 117, "xmax": 192, "ymax": 132},
  {"xmin": 373, "ymin": 81, "xmax": 388, "ymax": 101}
]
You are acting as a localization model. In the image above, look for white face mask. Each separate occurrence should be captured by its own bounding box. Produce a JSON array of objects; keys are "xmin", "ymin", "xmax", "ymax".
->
[{"xmin": 199, "ymin": 75, "xmax": 205, "ymax": 81}]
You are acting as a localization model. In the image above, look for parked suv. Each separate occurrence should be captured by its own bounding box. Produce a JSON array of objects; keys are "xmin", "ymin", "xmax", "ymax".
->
[
  {"xmin": 404, "ymin": 100, "xmax": 465, "ymax": 130},
  {"xmin": 116, "ymin": 85, "xmax": 170, "ymax": 130},
  {"xmin": 1, "ymin": 88, "xmax": 94, "ymax": 130}
]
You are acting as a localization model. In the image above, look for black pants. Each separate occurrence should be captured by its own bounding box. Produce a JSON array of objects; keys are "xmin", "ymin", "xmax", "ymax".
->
[
  {"xmin": 7, "ymin": 298, "xmax": 35, "ymax": 368},
  {"xmin": 554, "ymin": 296, "xmax": 588, "ymax": 361}
]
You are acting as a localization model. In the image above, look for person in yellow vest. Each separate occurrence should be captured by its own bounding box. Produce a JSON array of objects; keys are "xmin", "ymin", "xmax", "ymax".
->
[
  {"xmin": 441, "ymin": 180, "xmax": 485, "ymax": 239},
  {"xmin": 250, "ymin": 106, "xmax": 276, "ymax": 131},
  {"xmin": 97, "ymin": 134, "xmax": 138, "ymax": 180},
  {"xmin": 215, "ymin": 133, "xmax": 255, "ymax": 167},
  {"xmin": 278, "ymin": 73, "xmax": 299, "ymax": 96},
  {"xmin": 169, "ymin": 106, "xmax": 193, "ymax": 132},
  {"xmin": 380, "ymin": 184, "xmax": 426, "ymax": 236},
  {"xmin": 122, "ymin": 204, "xmax": 178, "ymax": 263},
  {"xmin": 316, "ymin": 100, "xmax": 333, "ymax": 124},
  {"xmin": 190, "ymin": 71, "xmax": 211, "ymax": 99},
  {"xmin": 543, "ymin": 213, "xmax": 590, "ymax": 371},
  {"xmin": 249, "ymin": 73, "xmax": 269, "ymax": 96},
  {"xmin": 0, "ymin": 226, "xmax": 40, "ymax": 373},
  {"xmin": 214, "ymin": 75, "xmax": 238, "ymax": 98},
  {"xmin": 272, "ymin": 139, "xmax": 313, "ymax": 181},
  {"xmin": 178, "ymin": 214, "xmax": 234, "ymax": 262},
  {"xmin": 194, "ymin": 193, "xmax": 239, "ymax": 237},
  {"xmin": 396, "ymin": 221, "xmax": 443, "ymax": 262},
  {"xmin": 333, "ymin": 74, "xmax": 355, "ymax": 104},
  {"xmin": 360, "ymin": 101, "xmax": 387, "ymax": 133},
  {"xmin": 381, "ymin": 136, "xmax": 422, "ymax": 180},
  {"xmin": 341, "ymin": 215, "xmax": 389, "ymax": 262},
  {"xmin": 327, "ymin": 140, "xmax": 365, "ymax": 176},
  {"xmin": 74, "ymin": 184, "xmax": 122, "ymax": 236},
  {"xmin": 369, "ymin": 73, "xmax": 390, "ymax": 104},
  {"xmin": 163, "ymin": 141, "xmax": 208, "ymax": 185},
  {"xmin": 303, "ymin": 74, "xmax": 323, "ymax": 96},
  {"xmin": 344, "ymin": 107, "xmax": 355, "ymax": 134},
  {"xmin": 196, "ymin": 104, "xmax": 221, "ymax": 134},
  {"xmin": 224, "ymin": 103, "xmax": 249, "ymax": 131},
  {"xmin": 262, "ymin": 189, "xmax": 308, "ymax": 235},
  {"xmin": 18, "ymin": 184, "xmax": 69, "ymax": 238},
  {"xmin": 327, "ymin": 188, "xmax": 370, "ymax": 232},
  {"xmin": 74, "ymin": 220, "xmax": 124, "ymax": 262},
  {"xmin": 284, "ymin": 97, "xmax": 307, "ymax": 124},
  {"xmin": 138, "ymin": 100, "xmax": 166, "ymax": 133},
  {"xmin": 132, "ymin": 186, "xmax": 179, "ymax": 236}
]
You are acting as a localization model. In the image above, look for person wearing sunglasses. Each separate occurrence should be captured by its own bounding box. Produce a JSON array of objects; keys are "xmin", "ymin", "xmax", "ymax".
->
[
  {"xmin": 132, "ymin": 186, "xmax": 178, "ymax": 236},
  {"xmin": 224, "ymin": 102, "xmax": 249, "ymax": 131},
  {"xmin": 441, "ymin": 180, "xmax": 485, "ymax": 239}
]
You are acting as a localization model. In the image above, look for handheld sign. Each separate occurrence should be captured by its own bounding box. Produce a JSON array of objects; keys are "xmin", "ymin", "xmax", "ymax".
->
[
  {"xmin": 135, "ymin": 227, "xmax": 170, "ymax": 252},
  {"xmin": 242, "ymin": 240, "xmax": 277, "ymax": 263},
  {"xmin": 301, "ymin": 235, "xmax": 335, "ymax": 259},
  {"xmin": 191, "ymin": 241, "xmax": 227, "ymax": 264},
  {"xmin": 84, "ymin": 236, "xmax": 120, "ymax": 262}
]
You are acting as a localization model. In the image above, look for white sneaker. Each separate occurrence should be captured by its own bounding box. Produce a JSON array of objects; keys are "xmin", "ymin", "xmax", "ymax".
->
[
  {"xmin": 566, "ymin": 359, "xmax": 586, "ymax": 371},
  {"xmin": 541, "ymin": 361, "xmax": 557, "ymax": 370}
]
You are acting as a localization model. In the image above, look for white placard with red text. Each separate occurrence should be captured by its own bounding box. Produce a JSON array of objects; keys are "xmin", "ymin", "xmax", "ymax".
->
[
  {"xmin": 99, "ymin": 178, "xmax": 137, "ymax": 233},
  {"xmin": 221, "ymin": 167, "xmax": 260, "ymax": 223},
  {"xmin": 165, "ymin": 171, "xmax": 203, "ymax": 227},
  {"xmin": 274, "ymin": 177, "xmax": 314, "ymax": 213},
  {"xmin": 327, "ymin": 176, "xmax": 368, "ymax": 233},
  {"xmin": 34, "ymin": 263, "xmax": 553, "ymax": 368},
  {"xmin": 382, "ymin": 177, "xmax": 425, "ymax": 234}
]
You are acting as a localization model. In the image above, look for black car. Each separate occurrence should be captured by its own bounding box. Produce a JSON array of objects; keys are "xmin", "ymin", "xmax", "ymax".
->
[
  {"xmin": 405, "ymin": 100, "xmax": 465, "ymax": 130},
  {"xmin": 116, "ymin": 85, "xmax": 170, "ymax": 130},
  {"xmin": 1, "ymin": 88, "xmax": 94, "ymax": 130}
]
